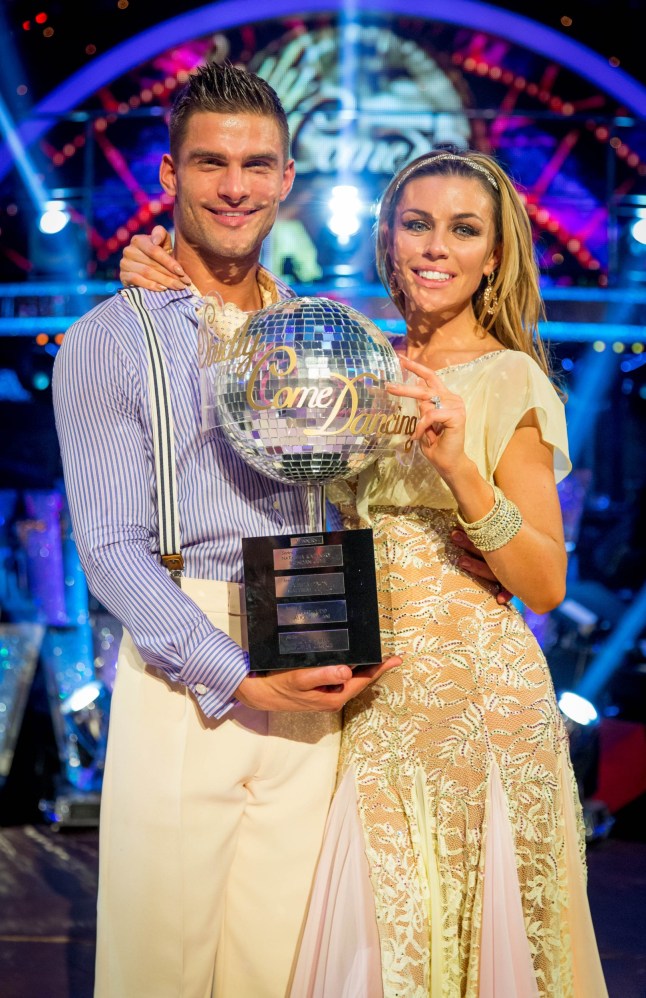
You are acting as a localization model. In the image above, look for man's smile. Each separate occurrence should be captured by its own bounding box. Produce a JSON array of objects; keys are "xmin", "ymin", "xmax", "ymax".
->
[{"xmin": 205, "ymin": 206, "xmax": 261, "ymax": 227}]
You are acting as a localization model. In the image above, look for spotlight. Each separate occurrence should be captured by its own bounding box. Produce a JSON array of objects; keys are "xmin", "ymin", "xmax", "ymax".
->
[
  {"xmin": 559, "ymin": 692, "xmax": 599, "ymax": 726},
  {"xmin": 57, "ymin": 677, "xmax": 110, "ymax": 789},
  {"xmin": 60, "ymin": 679, "xmax": 104, "ymax": 715},
  {"xmin": 38, "ymin": 620, "xmax": 111, "ymax": 827},
  {"xmin": 327, "ymin": 185, "xmax": 362, "ymax": 245},
  {"xmin": 630, "ymin": 217, "xmax": 646, "ymax": 246},
  {"xmin": 557, "ymin": 690, "xmax": 612, "ymax": 842},
  {"xmin": 39, "ymin": 676, "xmax": 110, "ymax": 828},
  {"xmin": 38, "ymin": 200, "xmax": 70, "ymax": 235},
  {"xmin": 558, "ymin": 691, "xmax": 599, "ymax": 725}
]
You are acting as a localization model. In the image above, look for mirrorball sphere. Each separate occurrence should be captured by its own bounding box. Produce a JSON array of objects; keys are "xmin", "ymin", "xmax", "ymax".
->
[{"xmin": 213, "ymin": 296, "xmax": 402, "ymax": 485}]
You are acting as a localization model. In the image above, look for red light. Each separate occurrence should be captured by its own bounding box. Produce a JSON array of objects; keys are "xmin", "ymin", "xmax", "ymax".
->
[
  {"xmin": 35, "ymin": 12, "xmax": 48, "ymax": 24},
  {"xmin": 22, "ymin": 20, "xmax": 31, "ymax": 30}
]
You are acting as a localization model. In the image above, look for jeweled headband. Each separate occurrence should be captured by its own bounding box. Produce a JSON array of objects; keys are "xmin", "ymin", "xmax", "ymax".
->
[{"xmin": 393, "ymin": 152, "xmax": 499, "ymax": 193}]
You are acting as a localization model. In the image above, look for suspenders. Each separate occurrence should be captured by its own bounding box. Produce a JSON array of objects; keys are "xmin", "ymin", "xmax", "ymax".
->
[{"xmin": 121, "ymin": 287, "xmax": 184, "ymax": 580}]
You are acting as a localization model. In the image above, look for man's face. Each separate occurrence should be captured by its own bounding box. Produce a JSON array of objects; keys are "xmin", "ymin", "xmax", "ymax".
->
[{"xmin": 160, "ymin": 111, "xmax": 294, "ymax": 268}]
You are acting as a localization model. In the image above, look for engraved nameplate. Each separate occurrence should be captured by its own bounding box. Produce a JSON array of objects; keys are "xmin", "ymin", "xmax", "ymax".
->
[
  {"xmin": 274, "ymin": 572, "xmax": 345, "ymax": 598},
  {"xmin": 278, "ymin": 629, "xmax": 350, "ymax": 655},
  {"xmin": 273, "ymin": 545, "xmax": 344, "ymax": 571},
  {"xmin": 276, "ymin": 600, "xmax": 348, "ymax": 627},
  {"xmin": 291, "ymin": 534, "xmax": 324, "ymax": 546}
]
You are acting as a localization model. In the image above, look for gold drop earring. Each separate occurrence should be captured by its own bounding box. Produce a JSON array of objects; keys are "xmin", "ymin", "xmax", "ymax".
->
[{"xmin": 482, "ymin": 272, "xmax": 498, "ymax": 315}]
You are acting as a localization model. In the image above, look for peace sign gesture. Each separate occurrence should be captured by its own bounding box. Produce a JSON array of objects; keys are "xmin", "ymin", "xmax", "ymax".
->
[{"xmin": 388, "ymin": 356, "xmax": 468, "ymax": 480}]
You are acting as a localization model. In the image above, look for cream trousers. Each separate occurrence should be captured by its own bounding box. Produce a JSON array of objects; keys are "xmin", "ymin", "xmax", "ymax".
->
[{"xmin": 94, "ymin": 578, "xmax": 341, "ymax": 998}]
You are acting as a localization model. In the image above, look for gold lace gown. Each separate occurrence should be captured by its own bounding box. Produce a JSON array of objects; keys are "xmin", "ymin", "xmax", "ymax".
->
[{"xmin": 291, "ymin": 351, "xmax": 608, "ymax": 998}]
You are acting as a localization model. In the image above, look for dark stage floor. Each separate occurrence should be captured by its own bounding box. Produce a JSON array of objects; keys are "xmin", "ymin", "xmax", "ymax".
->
[{"xmin": 0, "ymin": 825, "xmax": 644, "ymax": 998}]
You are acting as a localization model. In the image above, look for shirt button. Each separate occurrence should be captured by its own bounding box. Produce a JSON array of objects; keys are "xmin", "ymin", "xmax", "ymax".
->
[
  {"xmin": 195, "ymin": 683, "xmax": 208, "ymax": 696},
  {"xmin": 273, "ymin": 500, "xmax": 280, "ymax": 510}
]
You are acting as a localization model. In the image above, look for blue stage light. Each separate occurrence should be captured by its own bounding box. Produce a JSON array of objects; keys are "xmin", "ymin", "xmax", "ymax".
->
[
  {"xmin": 631, "ymin": 217, "xmax": 646, "ymax": 246},
  {"xmin": 327, "ymin": 185, "xmax": 362, "ymax": 245},
  {"xmin": 61, "ymin": 680, "xmax": 104, "ymax": 715},
  {"xmin": 38, "ymin": 200, "xmax": 70, "ymax": 235},
  {"xmin": 32, "ymin": 370, "xmax": 50, "ymax": 391},
  {"xmin": 558, "ymin": 691, "xmax": 599, "ymax": 726}
]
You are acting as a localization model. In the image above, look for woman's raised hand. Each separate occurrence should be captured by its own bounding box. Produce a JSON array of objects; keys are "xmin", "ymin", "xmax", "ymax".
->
[
  {"xmin": 388, "ymin": 356, "xmax": 468, "ymax": 480},
  {"xmin": 119, "ymin": 224, "xmax": 191, "ymax": 291}
]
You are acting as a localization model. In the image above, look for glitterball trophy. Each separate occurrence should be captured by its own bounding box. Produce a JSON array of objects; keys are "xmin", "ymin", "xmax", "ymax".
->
[{"xmin": 199, "ymin": 296, "xmax": 409, "ymax": 672}]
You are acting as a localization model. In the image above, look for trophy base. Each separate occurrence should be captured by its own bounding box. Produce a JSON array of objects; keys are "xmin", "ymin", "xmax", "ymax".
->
[{"xmin": 241, "ymin": 528, "xmax": 382, "ymax": 671}]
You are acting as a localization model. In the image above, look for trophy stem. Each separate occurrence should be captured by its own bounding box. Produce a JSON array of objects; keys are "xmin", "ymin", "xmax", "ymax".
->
[{"xmin": 306, "ymin": 484, "xmax": 326, "ymax": 533}]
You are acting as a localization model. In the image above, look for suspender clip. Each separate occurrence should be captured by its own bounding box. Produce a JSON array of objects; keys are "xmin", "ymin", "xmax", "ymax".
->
[{"xmin": 162, "ymin": 552, "xmax": 184, "ymax": 585}]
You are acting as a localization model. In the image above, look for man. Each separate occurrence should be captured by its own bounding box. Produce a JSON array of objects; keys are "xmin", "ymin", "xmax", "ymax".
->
[{"xmin": 53, "ymin": 62, "xmax": 399, "ymax": 998}]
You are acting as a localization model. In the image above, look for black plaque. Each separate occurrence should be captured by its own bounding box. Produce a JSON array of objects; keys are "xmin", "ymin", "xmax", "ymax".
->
[{"xmin": 241, "ymin": 528, "xmax": 382, "ymax": 671}]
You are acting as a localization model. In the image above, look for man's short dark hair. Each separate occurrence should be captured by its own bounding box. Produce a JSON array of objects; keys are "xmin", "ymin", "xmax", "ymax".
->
[{"xmin": 169, "ymin": 62, "xmax": 290, "ymax": 161}]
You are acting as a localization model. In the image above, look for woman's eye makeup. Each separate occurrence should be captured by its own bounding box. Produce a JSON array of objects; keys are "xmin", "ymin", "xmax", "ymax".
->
[
  {"xmin": 402, "ymin": 218, "xmax": 429, "ymax": 231},
  {"xmin": 400, "ymin": 216, "xmax": 482, "ymax": 237}
]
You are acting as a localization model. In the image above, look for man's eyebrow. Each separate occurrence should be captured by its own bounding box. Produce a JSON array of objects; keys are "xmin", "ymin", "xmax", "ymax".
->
[
  {"xmin": 186, "ymin": 149, "xmax": 226, "ymax": 162},
  {"xmin": 244, "ymin": 151, "xmax": 281, "ymax": 163},
  {"xmin": 187, "ymin": 149, "xmax": 281, "ymax": 163}
]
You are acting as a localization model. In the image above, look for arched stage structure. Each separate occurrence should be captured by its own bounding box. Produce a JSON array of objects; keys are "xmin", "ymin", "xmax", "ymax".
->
[{"xmin": 2, "ymin": 0, "xmax": 646, "ymax": 181}]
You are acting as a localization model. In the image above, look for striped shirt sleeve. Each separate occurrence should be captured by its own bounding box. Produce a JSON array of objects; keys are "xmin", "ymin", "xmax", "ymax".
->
[{"xmin": 53, "ymin": 310, "xmax": 248, "ymax": 717}]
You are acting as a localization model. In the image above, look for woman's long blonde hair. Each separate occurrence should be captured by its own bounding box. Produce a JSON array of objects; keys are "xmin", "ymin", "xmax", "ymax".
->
[{"xmin": 376, "ymin": 150, "xmax": 551, "ymax": 377}]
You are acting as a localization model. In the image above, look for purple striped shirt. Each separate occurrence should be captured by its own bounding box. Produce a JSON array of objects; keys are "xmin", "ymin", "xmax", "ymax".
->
[{"xmin": 53, "ymin": 280, "xmax": 312, "ymax": 718}]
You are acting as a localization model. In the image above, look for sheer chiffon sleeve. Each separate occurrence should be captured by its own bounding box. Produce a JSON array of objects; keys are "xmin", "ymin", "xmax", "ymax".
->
[{"xmin": 483, "ymin": 352, "xmax": 571, "ymax": 482}]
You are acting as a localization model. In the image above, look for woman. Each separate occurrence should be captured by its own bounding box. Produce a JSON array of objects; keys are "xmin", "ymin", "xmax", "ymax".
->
[{"xmin": 120, "ymin": 150, "xmax": 607, "ymax": 997}]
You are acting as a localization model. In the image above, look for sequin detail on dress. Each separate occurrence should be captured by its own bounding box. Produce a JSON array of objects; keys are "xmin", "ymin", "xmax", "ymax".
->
[
  {"xmin": 335, "ymin": 507, "xmax": 606, "ymax": 997},
  {"xmin": 435, "ymin": 349, "xmax": 507, "ymax": 375}
]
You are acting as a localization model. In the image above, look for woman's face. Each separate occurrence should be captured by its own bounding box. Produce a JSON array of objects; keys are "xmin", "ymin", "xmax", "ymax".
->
[{"xmin": 390, "ymin": 173, "xmax": 499, "ymax": 323}]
